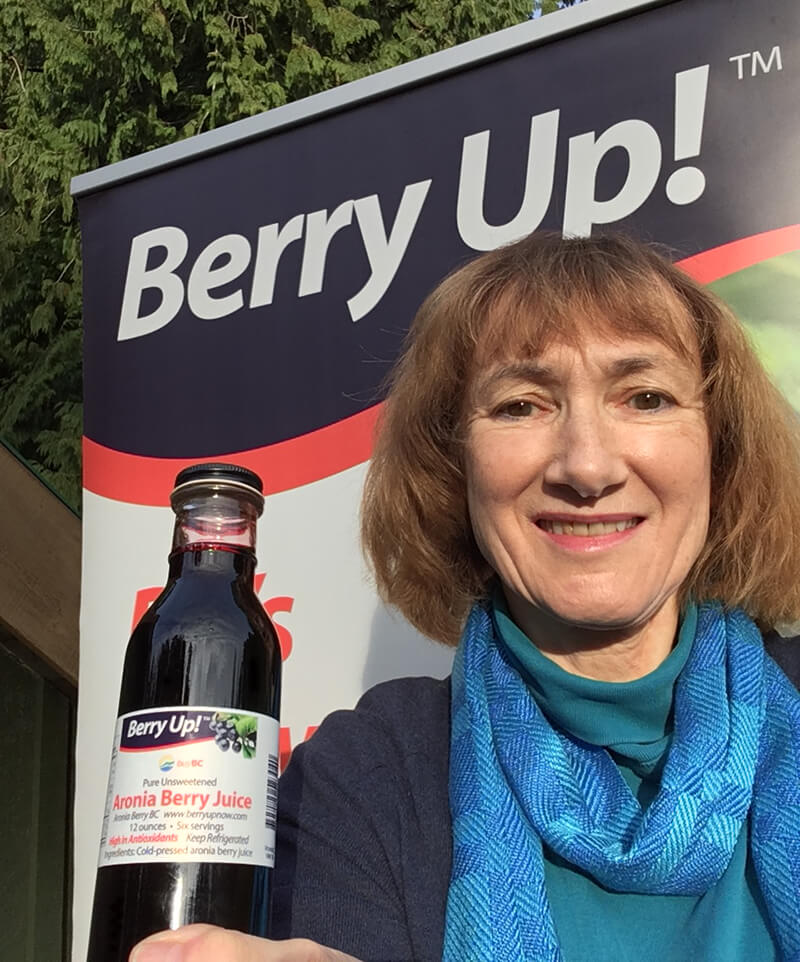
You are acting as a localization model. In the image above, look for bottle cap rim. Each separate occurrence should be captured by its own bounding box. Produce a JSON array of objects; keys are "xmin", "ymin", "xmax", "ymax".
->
[
  {"xmin": 170, "ymin": 476, "xmax": 265, "ymax": 500},
  {"xmin": 172, "ymin": 462, "xmax": 264, "ymax": 495}
]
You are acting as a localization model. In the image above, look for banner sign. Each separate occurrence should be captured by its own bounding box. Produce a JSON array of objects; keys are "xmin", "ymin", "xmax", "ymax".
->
[{"xmin": 73, "ymin": 0, "xmax": 799, "ymax": 956}]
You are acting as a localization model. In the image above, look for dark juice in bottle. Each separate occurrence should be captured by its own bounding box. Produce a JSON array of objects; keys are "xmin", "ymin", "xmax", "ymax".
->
[{"xmin": 87, "ymin": 463, "xmax": 281, "ymax": 962}]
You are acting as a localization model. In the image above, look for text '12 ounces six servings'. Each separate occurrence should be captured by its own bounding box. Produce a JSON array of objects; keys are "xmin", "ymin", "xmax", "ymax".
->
[{"xmin": 87, "ymin": 463, "xmax": 282, "ymax": 961}]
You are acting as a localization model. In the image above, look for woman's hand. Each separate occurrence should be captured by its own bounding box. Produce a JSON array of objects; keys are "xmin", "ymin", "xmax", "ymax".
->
[{"xmin": 129, "ymin": 925, "xmax": 362, "ymax": 962}]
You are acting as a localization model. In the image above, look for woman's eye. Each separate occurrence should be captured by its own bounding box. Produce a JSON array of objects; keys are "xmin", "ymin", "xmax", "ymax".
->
[
  {"xmin": 498, "ymin": 400, "xmax": 535, "ymax": 418},
  {"xmin": 628, "ymin": 391, "xmax": 670, "ymax": 411}
]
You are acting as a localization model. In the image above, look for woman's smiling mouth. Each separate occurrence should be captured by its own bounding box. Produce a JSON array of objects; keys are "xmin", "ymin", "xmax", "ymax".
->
[{"xmin": 536, "ymin": 516, "xmax": 643, "ymax": 538}]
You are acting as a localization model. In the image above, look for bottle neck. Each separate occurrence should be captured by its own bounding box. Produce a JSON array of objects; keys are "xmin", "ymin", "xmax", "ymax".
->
[
  {"xmin": 171, "ymin": 488, "xmax": 260, "ymax": 554},
  {"xmin": 168, "ymin": 486, "xmax": 261, "ymax": 587}
]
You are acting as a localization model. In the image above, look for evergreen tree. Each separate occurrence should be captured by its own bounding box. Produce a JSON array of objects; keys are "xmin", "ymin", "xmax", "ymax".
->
[{"xmin": 0, "ymin": 0, "xmax": 577, "ymax": 509}]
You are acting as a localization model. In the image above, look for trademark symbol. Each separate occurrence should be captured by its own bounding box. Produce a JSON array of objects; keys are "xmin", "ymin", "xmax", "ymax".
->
[{"xmin": 729, "ymin": 46, "xmax": 783, "ymax": 80}]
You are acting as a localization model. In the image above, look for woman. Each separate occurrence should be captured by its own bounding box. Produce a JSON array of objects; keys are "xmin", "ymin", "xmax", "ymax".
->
[{"xmin": 131, "ymin": 232, "xmax": 800, "ymax": 962}]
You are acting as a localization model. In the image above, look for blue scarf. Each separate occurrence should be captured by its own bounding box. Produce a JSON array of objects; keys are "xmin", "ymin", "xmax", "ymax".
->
[{"xmin": 444, "ymin": 602, "xmax": 800, "ymax": 961}]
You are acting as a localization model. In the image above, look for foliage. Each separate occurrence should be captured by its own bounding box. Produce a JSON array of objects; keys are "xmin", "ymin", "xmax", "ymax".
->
[
  {"xmin": 536, "ymin": 0, "xmax": 582, "ymax": 14},
  {"xmin": 0, "ymin": 0, "xmax": 577, "ymax": 510}
]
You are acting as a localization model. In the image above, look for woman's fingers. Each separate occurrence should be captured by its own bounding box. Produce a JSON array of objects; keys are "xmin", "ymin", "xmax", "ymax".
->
[{"xmin": 129, "ymin": 925, "xmax": 361, "ymax": 962}]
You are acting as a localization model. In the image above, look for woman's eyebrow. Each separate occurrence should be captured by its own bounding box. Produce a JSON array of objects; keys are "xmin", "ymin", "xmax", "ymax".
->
[
  {"xmin": 479, "ymin": 354, "xmax": 669, "ymax": 390},
  {"xmin": 605, "ymin": 354, "xmax": 665, "ymax": 378},
  {"xmin": 477, "ymin": 361, "xmax": 559, "ymax": 391}
]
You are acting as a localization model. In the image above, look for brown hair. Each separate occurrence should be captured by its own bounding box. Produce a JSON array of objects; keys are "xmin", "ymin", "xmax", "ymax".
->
[{"xmin": 361, "ymin": 232, "xmax": 800, "ymax": 644}]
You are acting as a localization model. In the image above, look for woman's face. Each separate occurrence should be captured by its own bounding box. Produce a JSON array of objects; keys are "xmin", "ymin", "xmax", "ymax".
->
[{"xmin": 464, "ymin": 329, "xmax": 712, "ymax": 634}]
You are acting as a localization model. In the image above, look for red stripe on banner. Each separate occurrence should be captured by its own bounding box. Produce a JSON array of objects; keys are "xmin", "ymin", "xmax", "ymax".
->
[
  {"xmin": 84, "ymin": 403, "xmax": 383, "ymax": 506},
  {"xmin": 84, "ymin": 225, "xmax": 799, "ymax": 506},
  {"xmin": 677, "ymin": 224, "xmax": 800, "ymax": 283}
]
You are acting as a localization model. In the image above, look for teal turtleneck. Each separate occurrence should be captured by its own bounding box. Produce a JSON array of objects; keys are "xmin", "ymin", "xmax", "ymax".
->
[{"xmin": 492, "ymin": 594, "xmax": 777, "ymax": 962}]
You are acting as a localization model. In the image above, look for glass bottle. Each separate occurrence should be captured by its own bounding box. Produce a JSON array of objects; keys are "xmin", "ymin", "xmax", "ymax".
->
[{"xmin": 87, "ymin": 463, "xmax": 282, "ymax": 962}]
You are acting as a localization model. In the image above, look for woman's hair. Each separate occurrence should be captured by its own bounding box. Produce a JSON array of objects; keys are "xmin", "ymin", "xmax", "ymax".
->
[{"xmin": 361, "ymin": 231, "xmax": 800, "ymax": 644}]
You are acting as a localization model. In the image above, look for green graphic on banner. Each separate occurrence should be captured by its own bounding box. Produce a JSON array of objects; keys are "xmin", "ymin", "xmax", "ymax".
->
[{"xmin": 712, "ymin": 251, "xmax": 800, "ymax": 411}]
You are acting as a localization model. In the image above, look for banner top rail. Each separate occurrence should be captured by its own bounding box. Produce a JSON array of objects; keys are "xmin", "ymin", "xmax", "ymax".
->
[{"xmin": 70, "ymin": 0, "xmax": 669, "ymax": 198}]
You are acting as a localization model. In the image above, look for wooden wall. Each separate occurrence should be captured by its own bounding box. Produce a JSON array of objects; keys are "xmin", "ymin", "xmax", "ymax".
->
[{"xmin": 0, "ymin": 442, "xmax": 79, "ymax": 686}]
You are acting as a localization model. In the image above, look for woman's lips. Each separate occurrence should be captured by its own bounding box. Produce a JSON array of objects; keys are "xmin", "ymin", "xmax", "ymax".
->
[{"xmin": 535, "ymin": 516, "xmax": 643, "ymax": 549}]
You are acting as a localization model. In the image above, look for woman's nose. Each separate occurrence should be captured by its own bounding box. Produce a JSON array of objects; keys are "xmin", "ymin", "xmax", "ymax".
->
[{"xmin": 542, "ymin": 406, "xmax": 628, "ymax": 499}]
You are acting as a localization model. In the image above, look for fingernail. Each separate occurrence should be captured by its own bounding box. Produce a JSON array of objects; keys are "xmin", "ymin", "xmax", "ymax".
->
[{"xmin": 130, "ymin": 940, "xmax": 185, "ymax": 962}]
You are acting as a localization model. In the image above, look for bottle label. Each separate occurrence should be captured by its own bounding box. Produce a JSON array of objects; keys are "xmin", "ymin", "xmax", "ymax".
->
[{"xmin": 97, "ymin": 706, "xmax": 280, "ymax": 868}]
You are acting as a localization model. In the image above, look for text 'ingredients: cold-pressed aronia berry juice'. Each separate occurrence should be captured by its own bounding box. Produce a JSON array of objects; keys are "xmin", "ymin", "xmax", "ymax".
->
[{"xmin": 87, "ymin": 463, "xmax": 282, "ymax": 962}]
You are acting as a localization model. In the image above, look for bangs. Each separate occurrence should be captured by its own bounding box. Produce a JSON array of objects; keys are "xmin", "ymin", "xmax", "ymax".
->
[{"xmin": 465, "ymin": 259, "xmax": 699, "ymax": 374}]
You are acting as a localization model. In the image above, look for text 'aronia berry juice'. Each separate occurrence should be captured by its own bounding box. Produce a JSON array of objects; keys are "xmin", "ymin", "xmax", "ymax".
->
[{"xmin": 87, "ymin": 463, "xmax": 282, "ymax": 962}]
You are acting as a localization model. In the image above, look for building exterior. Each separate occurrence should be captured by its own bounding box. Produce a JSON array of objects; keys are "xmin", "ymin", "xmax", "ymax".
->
[{"xmin": 0, "ymin": 440, "xmax": 79, "ymax": 962}]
